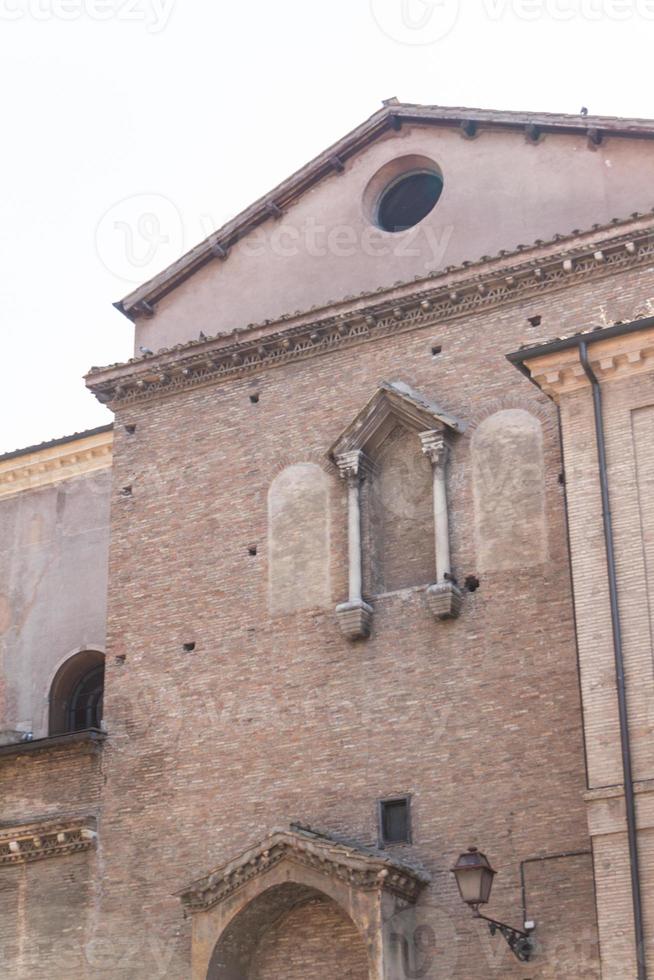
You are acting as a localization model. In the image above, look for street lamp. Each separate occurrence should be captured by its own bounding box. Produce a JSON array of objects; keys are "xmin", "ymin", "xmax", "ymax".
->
[{"xmin": 451, "ymin": 848, "xmax": 535, "ymax": 963}]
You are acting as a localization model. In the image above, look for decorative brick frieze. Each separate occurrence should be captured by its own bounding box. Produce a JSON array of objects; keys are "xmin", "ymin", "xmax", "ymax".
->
[
  {"xmin": 86, "ymin": 223, "xmax": 654, "ymax": 408},
  {"xmin": 0, "ymin": 817, "xmax": 97, "ymax": 866}
]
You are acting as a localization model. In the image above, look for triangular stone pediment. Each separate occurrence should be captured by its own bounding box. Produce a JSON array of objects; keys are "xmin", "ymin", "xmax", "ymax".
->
[
  {"xmin": 177, "ymin": 824, "xmax": 429, "ymax": 914},
  {"xmin": 329, "ymin": 380, "xmax": 463, "ymax": 461}
]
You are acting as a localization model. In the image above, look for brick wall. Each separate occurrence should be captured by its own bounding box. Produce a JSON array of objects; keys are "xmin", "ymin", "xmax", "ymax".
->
[
  {"xmin": 85, "ymin": 261, "xmax": 654, "ymax": 979},
  {"xmin": 249, "ymin": 898, "xmax": 369, "ymax": 980}
]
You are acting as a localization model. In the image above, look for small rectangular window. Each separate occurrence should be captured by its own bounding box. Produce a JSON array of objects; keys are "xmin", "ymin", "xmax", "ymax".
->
[{"xmin": 379, "ymin": 797, "xmax": 411, "ymax": 845}]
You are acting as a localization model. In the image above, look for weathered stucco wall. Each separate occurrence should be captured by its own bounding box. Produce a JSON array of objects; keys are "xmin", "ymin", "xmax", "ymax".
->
[{"xmin": 0, "ymin": 465, "xmax": 111, "ymax": 740}]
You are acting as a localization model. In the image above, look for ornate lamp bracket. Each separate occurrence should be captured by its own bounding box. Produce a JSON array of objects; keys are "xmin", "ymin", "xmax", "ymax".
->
[{"xmin": 475, "ymin": 911, "xmax": 535, "ymax": 962}]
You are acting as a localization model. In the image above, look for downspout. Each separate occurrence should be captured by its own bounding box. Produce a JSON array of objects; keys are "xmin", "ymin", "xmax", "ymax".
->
[{"xmin": 578, "ymin": 340, "xmax": 646, "ymax": 980}]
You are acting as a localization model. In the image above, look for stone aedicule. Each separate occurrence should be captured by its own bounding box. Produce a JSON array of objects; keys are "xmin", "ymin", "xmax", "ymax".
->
[{"xmin": 330, "ymin": 382, "xmax": 463, "ymax": 634}]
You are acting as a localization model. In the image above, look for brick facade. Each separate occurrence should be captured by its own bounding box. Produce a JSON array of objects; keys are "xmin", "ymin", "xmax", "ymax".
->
[{"xmin": 3, "ymin": 105, "xmax": 654, "ymax": 978}]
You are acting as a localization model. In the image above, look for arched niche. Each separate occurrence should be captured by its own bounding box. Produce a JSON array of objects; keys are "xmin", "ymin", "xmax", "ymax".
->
[
  {"xmin": 267, "ymin": 463, "xmax": 331, "ymax": 615},
  {"xmin": 364, "ymin": 423, "xmax": 435, "ymax": 594},
  {"xmin": 471, "ymin": 409, "xmax": 547, "ymax": 572}
]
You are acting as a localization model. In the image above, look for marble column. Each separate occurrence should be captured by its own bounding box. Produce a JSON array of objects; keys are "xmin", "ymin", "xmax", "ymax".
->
[
  {"xmin": 420, "ymin": 430, "xmax": 463, "ymax": 620},
  {"xmin": 335, "ymin": 450, "xmax": 373, "ymax": 640}
]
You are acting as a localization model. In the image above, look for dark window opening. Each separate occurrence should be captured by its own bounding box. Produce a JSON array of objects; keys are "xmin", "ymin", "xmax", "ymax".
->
[
  {"xmin": 183, "ymin": 641, "xmax": 196, "ymax": 652},
  {"xmin": 49, "ymin": 650, "xmax": 105, "ymax": 736},
  {"xmin": 248, "ymin": 545, "xmax": 258, "ymax": 556},
  {"xmin": 527, "ymin": 315, "xmax": 542, "ymax": 327},
  {"xmin": 431, "ymin": 344, "xmax": 442, "ymax": 356},
  {"xmin": 67, "ymin": 667, "xmax": 103, "ymax": 732},
  {"xmin": 377, "ymin": 171, "xmax": 443, "ymax": 233},
  {"xmin": 249, "ymin": 393, "xmax": 260, "ymax": 404},
  {"xmin": 380, "ymin": 797, "xmax": 411, "ymax": 844}
]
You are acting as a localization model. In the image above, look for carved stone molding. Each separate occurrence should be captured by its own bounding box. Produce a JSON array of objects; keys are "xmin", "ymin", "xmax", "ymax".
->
[
  {"xmin": 334, "ymin": 449, "xmax": 374, "ymax": 484},
  {"xmin": 419, "ymin": 430, "xmax": 449, "ymax": 469},
  {"xmin": 86, "ymin": 224, "xmax": 654, "ymax": 408},
  {"xmin": 0, "ymin": 817, "xmax": 97, "ymax": 866},
  {"xmin": 177, "ymin": 825, "xmax": 429, "ymax": 914}
]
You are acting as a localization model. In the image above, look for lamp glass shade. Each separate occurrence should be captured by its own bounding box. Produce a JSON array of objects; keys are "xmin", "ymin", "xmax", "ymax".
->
[{"xmin": 451, "ymin": 848, "xmax": 496, "ymax": 908}]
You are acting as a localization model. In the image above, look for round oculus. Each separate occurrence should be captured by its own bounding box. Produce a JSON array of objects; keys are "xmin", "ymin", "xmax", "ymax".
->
[{"xmin": 376, "ymin": 170, "xmax": 443, "ymax": 233}]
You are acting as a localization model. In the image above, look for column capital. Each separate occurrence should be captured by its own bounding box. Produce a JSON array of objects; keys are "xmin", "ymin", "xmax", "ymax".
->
[
  {"xmin": 419, "ymin": 430, "xmax": 449, "ymax": 469},
  {"xmin": 334, "ymin": 450, "xmax": 374, "ymax": 483}
]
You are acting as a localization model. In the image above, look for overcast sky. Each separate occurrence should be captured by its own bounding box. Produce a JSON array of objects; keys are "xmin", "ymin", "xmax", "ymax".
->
[{"xmin": 1, "ymin": 0, "xmax": 653, "ymax": 454}]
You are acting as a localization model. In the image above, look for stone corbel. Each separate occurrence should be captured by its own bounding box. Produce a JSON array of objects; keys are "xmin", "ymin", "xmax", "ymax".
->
[
  {"xmin": 334, "ymin": 450, "xmax": 374, "ymax": 640},
  {"xmin": 420, "ymin": 430, "xmax": 463, "ymax": 620}
]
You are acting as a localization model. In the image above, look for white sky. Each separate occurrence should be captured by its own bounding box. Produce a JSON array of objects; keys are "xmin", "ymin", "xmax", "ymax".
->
[{"xmin": 2, "ymin": 0, "xmax": 653, "ymax": 454}]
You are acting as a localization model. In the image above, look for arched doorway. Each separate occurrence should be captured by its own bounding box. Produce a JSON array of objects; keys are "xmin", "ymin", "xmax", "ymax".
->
[
  {"xmin": 178, "ymin": 826, "xmax": 429, "ymax": 980},
  {"xmin": 207, "ymin": 882, "xmax": 369, "ymax": 980}
]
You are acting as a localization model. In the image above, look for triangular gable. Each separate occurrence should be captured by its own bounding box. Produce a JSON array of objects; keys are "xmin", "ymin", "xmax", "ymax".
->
[
  {"xmin": 118, "ymin": 102, "xmax": 654, "ymax": 321},
  {"xmin": 177, "ymin": 824, "xmax": 429, "ymax": 914},
  {"xmin": 329, "ymin": 380, "xmax": 464, "ymax": 461}
]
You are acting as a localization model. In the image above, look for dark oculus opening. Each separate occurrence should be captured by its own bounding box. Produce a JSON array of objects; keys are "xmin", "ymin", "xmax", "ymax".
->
[{"xmin": 377, "ymin": 171, "xmax": 443, "ymax": 233}]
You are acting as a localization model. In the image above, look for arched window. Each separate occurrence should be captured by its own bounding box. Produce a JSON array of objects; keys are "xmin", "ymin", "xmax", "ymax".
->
[{"xmin": 49, "ymin": 650, "xmax": 105, "ymax": 736}]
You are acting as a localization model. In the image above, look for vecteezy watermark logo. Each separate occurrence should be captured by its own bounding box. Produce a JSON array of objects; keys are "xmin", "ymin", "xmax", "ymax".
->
[
  {"xmin": 483, "ymin": 0, "xmax": 654, "ymax": 20},
  {"xmin": 370, "ymin": 0, "xmax": 461, "ymax": 45},
  {"xmin": 95, "ymin": 192, "xmax": 184, "ymax": 285},
  {"xmin": 371, "ymin": 0, "xmax": 654, "ymax": 44},
  {"xmin": 385, "ymin": 899, "xmax": 460, "ymax": 978},
  {"xmin": 0, "ymin": 0, "xmax": 175, "ymax": 33}
]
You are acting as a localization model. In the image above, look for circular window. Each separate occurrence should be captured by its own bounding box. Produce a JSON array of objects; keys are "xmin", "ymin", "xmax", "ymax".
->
[{"xmin": 377, "ymin": 170, "xmax": 443, "ymax": 233}]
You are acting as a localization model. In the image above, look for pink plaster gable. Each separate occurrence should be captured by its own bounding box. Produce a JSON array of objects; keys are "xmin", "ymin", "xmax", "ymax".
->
[{"xmin": 133, "ymin": 121, "xmax": 654, "ymax": 354}]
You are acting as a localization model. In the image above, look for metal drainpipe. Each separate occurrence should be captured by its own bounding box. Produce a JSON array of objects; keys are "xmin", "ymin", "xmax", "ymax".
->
[{"xmin": 579, "ymin": 340, "xmax": 647, "ymax": 979}]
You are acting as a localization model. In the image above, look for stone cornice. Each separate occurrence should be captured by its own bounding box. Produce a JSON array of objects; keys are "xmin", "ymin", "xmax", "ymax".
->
[
  {"xmin": 522, "ymin": 325, "xmax": 654, "ymax": 400},
  {"xmin": 177, "ymin": 826, "xmax": 430, "ymax": 913},
  {"xmin": 87, "ymin": 220, "xmax": 654, "ymax": 409},
  {"xmin": 0, "ymin": 816, "xmax": 97, "ymax": 866},
  {"xmin": 0, "ymin": 430, "xmax": 113, "ymax": 500},
  {"xmin": 0, "ymin": 729, "xmax": 106, "ymax": 762}
]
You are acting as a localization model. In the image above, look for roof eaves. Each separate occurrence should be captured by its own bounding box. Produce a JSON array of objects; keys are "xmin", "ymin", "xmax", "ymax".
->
[
  {"xmin": 506, "ymin": 315, "xmax": 654, "ymax": 365},
  {"xmin": 0, "ymin": 424, "xmax": 114, "ymax": 464}
]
